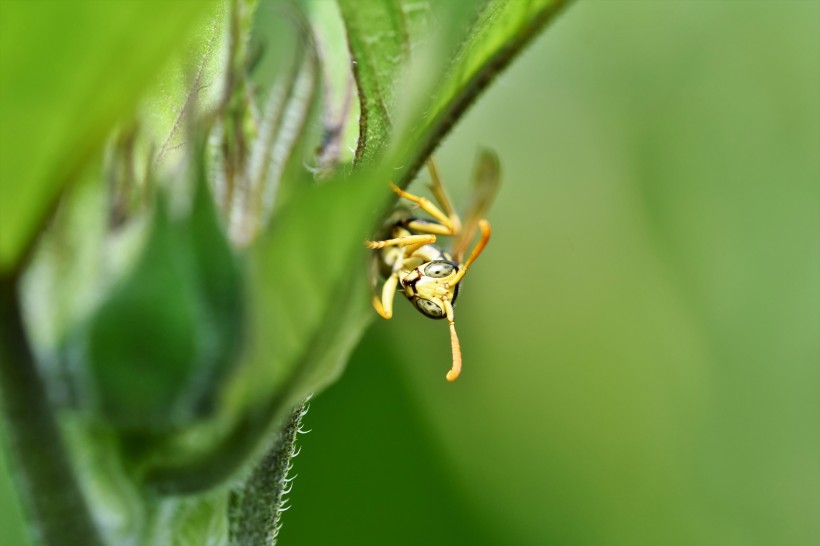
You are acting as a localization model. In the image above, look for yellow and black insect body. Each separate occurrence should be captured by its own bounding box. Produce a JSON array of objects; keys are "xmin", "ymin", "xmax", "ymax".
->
[{"xmin": 366, "ymin": 152, "xmax": 499, "ymax": 381}]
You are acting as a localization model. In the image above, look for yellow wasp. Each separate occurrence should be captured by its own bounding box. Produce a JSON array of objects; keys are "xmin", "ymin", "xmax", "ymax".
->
[{"xmin": 366, "ymin": 151, "xmax": 500, "ymax": 381}]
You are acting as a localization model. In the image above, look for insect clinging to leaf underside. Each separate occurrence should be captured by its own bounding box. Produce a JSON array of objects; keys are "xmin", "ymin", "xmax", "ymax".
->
[{"xmin": 366, "ymin": 150, "xmax": 500, "ymax": 382}]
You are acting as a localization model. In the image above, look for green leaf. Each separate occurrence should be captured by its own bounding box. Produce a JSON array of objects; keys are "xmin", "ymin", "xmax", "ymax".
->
[
  {"xmin": 3, "ymin": 0, "xmax": 580, "ymax": 543},
  {"xmin": 254, "ymin": 30, "xmax": 322, "ymax": 217},
  {"xmin": 187, "ymin": 166, "xmax": 246, "ymax": 415},
  {"xmin": 394, "ymin": 0, "xmax": 572, "ymax": 186},
  {"xmin": 336, "ymin": 0, "xmax": 425, "ymax": 163},
  {"xmin": 152, "ymin": 493, "xmax": 229, "ymax": 546},
  {"xmin": 228, "ymin": 401, "xmax": 307, "ymax": 545},
  {"xmin": 85, "ymin": 199, "xmax": 199, "ymax": 431},
  {"xmin": 84, "ymin": 170, "xmax": 243, "ymax": 432},
  {"xmin": 142, "ymin": 172, "xmax": 385, "ymax": 493},
  {"xmin": 308, "ymin": 0, "xmax": 360, "ymax": 171},
  {"xmin": 20, "ymin": 165, "xmax": 109, "ymax": 360},
  {"xmin": 141, "ymin": 0, "xmax": 573, "ymax": 493},
  {"xmin": 60, "ymin": 420, "xmax": 145, "ymax": 545},
  {"xmin": 0, "ymin": 0, "xmax": 217, "ymax": 273},
  {"xmin": 148, "ymin": 9, "xmax": 228, "ymax": 174}
]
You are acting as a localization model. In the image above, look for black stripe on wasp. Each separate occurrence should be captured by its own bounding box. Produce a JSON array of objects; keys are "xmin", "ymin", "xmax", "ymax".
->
[{"xmin": 366, "ymin": 150, "xmax": 500, "ymax": 381}]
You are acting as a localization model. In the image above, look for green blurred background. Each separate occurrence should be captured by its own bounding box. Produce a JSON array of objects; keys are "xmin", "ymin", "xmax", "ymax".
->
[
  {"xmin": 279, "ymin": 2, "xmax": 819, "ymax": 545},
  {"xmin": 2, "ymin": 1, "xmax": 818, "ymax": 545}
]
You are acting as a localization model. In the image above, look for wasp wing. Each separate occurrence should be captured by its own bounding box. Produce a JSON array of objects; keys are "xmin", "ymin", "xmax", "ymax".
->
[{"xmin": 452, "ymin": 149, "xmax": 500, "ymax": 262}]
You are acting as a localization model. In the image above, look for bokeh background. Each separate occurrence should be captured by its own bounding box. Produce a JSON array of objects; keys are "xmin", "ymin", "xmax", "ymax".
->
[
  {"xmin": 279, "ymin": 2, "xmax": 819, "ymax": 545},
  {"xmin": 2, "ymin": 2, "xmax": 818, "ymax": 545}
]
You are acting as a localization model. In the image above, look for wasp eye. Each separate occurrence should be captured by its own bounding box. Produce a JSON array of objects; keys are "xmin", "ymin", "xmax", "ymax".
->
[
  {"xmin": 414, "ymin": 298, "xmax": 445, "ymax": 318},
  {"xmin": 424, "ymin": 260, "xmax": 456, "ymax": 278}
]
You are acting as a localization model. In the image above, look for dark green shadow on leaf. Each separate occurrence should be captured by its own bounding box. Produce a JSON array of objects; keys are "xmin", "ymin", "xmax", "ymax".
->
[{"xmin": 86, "ymin": 168, "xmax": 243, "ymax": 433}]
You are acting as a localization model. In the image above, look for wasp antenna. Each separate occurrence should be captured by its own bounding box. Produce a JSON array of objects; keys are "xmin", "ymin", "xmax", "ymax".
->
[
  {"xmin": 446, "ymin": 320, "xmax": 462, "ymax": 382},
  {"xmin": 444, "ymin": 301, "xmax": 462, "ymax": 382}
]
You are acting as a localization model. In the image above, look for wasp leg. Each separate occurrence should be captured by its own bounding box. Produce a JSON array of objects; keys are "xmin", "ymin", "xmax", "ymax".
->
[
  {"xmin": 365, "ymin": 234, "xmax": 435, "ymax": 252},
  {"xmin": 366, "ymin": 234, "xmax": 434, "ymax": 321},
  {"xmin": 372, "ymin": 273, "xmax": 399, "ymax": 319},
  {"xmin": 426, "ymin": 159, "xmax": 462, "ymax": 234},
  {"xmin": 452, "ymin": 219, "xmax": 491, "ymax": 284},
  {"xmin": 369, "ymin": 254, "xmax": 387, "ymax": 318},
  {"xmin": 404, "ymin": 219, "xmax": 454, "ymax": 236},
  {"xmin": 390, "ymin": 183, "xmax": 459, "ymax": 235}
]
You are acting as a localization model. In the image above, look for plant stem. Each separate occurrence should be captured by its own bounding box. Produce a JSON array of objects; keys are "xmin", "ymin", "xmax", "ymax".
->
[
  {"xmin": 0, "ymin": 276, "xmax": 104, "ymax": 546},
  {"xmin": 228, "ymin": 400, "xmax": 308, "ymax": 546}
]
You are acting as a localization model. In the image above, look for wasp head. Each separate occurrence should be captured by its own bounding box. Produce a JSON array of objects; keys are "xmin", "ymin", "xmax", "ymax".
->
[{"xmin": 401, "ymin": 260, "xmax": 461, "ymax": 320}]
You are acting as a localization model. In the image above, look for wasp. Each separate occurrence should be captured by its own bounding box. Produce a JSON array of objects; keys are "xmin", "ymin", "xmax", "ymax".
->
[{"xmin": 366, "ymin": 151, "xmax": 500, "ymax": 381}]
